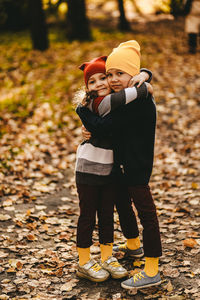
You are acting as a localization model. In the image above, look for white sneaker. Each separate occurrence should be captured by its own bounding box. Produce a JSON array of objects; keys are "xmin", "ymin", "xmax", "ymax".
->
[
  {"xmin": 102, "ymin": 256, "xmax": 128, "ymax": 279},
  {"xmin": 77, "ymin": 259, "xmax": 109, "ymax": 282}
]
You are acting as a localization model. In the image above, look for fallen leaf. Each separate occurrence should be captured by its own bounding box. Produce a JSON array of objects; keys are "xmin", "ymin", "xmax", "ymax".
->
[
  {"xmin": 191, "ymin": 182, "xmax": 199, "ymax": 189},
  {"xmin": 6, "ymin": 268, "xmax": 16, "ymax": 273},
  {"xmin": 163, "ymin": 266, "xmax": 180, "ymax": 278},
  {"xmin": 127, "ymin": 287, "xmax": 137, "ymax": 295},
  {"xmin": 133, "ymin": 260, "xmax": 143, "ymax": 267},
  {"xmin": 16, "ymin": 261, "xmax": 23, "ymax": 270},
  {"xmin": 60, "ymin": 282, "xmax": 74, "ymax": 292},
  {"xmin": 26, "ymin": 234, "xmax": 37, "ymax": 241},
  {"xmin": 164, "ymin": 280, "xmax": 173, "ymax": 292},
  {"xmin": 183, "ymin": 238, "xmax": 197, "ymax": 248},
  {"xmin": 0, "ymin": 214, "xmax": 11, "ymax": 221}
]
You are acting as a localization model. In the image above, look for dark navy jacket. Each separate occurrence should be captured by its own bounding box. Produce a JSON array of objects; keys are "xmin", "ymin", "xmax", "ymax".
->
[{"xmin": 76, "ymin": 69, "xmax": 156, "ymax": 186}]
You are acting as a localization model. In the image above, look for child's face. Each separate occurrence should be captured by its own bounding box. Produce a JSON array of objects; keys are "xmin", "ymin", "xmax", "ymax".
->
[
  {"xmin": 87, "ymin": 73, "xmax": 111, "ymax": 97},
  {"xmin": 107, "ymin": 69, "xmax": 132, "ymax": 92}
]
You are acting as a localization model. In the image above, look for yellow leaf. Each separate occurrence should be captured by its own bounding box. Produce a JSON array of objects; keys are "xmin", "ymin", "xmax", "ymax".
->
[
  {"xmin": 7, "ymin": 267, "xmax": 16, "ymax": 273},
  {"xmin": 42, "ymin": 224, "xmax": 49, "ymax": 231},
  {"xmin": 133, "ymin": 260, "xmax": 143, "ymax": 267},
  {"xmin": 191, "ymin": 182, "xmax": 199, "ymax": 189},
  {"xmin": 26, "ymin": 209, "xmax": 31, "ymax": 216}
]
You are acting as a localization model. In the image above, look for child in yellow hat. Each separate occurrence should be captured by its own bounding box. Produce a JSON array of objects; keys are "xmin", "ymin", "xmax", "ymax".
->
[{"xmin": 77, "ymin": 40, "xmax": 162, "ymax": 289}]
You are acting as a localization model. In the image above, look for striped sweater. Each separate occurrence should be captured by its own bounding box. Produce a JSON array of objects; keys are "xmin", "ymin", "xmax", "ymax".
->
[{"xmin": 75, "ymin": 83, "xmax": 148, "ymax": 185}]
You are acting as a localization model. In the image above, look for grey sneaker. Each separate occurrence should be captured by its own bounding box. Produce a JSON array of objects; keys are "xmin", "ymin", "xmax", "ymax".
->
[
  {"xmin": 102, "ymin": 256, "xmax": 128, "ymax": 279},
  {"xmin": 77, "ymin": 259, "xmax": 109, "ymax": 282},
  {"xmin": 121, "ymin": 271, "xmax": 161, "ymax": 289},
  {"xmin": 113, "ymin": 244, "xmax": 144, "ymax": 258}
]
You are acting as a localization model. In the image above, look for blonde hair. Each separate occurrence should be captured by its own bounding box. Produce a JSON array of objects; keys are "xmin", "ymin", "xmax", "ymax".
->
[{"xmin": 72, "ymin": 87, "xmax": 98, "ymax": 107}]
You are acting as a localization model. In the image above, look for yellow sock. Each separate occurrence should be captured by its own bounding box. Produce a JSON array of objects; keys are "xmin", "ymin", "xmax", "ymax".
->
[
  {"xmin": 100, "ymin": 243, "xmax": 113, "ymax": 262},
  {"xmin": 77, "ymin": 247, "xmax": 90, "ymax": 266},
  {"xmin": 144, "ymin": 257, "xmax": 159, "ymax": 277},
  {"xmin": 127, "ymin": 236, "xmax": 140, "ymax": 250}
]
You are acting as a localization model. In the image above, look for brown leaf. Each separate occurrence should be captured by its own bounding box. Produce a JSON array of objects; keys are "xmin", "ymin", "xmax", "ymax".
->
[
  {"xmin": 164, "ymin": 280, "xmax": 173, "ymax": 292},
  {"xmin": 26, "ymin": 222, "xmax": 38, "ymax": 230},
  {"xmin": 15, "ymin": 220, "xmax": 23, "ymax": 227},
  {"xmin": 16, "ymin": 261, "xmax": 23, "ymax": 270},
  {"xmin": 53, "ymin": 267, "xmax": 63, "ymax": 277},
  {"xmin": 163, "ymin": 266, "xmax": 180, "ymax": 278},
  {"xmin": 26, "ymin": 234, "xmax": 37, "ymax": 241}
]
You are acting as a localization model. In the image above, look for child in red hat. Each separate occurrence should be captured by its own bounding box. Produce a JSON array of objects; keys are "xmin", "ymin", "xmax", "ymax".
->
[{"xmin": 75, "ymin": 55, "xmax": 152, "ymax": 282}]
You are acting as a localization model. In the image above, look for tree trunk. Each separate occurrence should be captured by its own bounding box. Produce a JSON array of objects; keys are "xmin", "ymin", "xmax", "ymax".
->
[
  {"xmin": 170, "ymin": 0, "xmax": 185, "ymax": 17},
  {"xmin": 28, "ymin": 0, "xmax": 49, "ymax": 51},
  {"xmin": 0, "ymin": 0, "xmax": 29, "ymax": 31},
  {"xmin": 117, "ymin": 0, "xmax": 131, "ymax": 31},
  {"xmin": 66, "ymin": 0, "xmax": 91, "ymax": 41}
]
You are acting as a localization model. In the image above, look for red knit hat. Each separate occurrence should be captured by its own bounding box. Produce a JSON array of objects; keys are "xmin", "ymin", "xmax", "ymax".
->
[{"xmin": 79, "ymin": 56, "xmax": 107, "ymax": 86}]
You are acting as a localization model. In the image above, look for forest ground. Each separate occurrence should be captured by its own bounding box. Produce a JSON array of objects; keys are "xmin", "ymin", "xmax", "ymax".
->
[{"xmin": 0, "ymin": 15, "xmax": 200, "ymax": 300}]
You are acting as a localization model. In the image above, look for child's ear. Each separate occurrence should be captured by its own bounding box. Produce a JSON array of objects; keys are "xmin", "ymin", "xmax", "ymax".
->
[{"xmin": 79, "ymin": 62, "xmax": 89, "ymax": 71}]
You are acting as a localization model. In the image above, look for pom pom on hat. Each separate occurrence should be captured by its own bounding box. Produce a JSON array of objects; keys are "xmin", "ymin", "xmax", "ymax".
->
[
  {"xmin": 106, "ymin": 40, "xmax": 141, "ymax": 77},
  {"xmin": 79, "ymin": 56, "xmax": 107, "ymax": 85}
]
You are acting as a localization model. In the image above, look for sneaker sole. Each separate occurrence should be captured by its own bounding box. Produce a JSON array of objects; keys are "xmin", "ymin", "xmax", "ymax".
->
[
  {"xmin": 114, "ymin": 249, "xmax": 144, "ymax": 258},
  {"xmin": 121, "ymin": 279, "xmax": 162, "ymax": 290},
  {"xmin": 76, "ymin": 270, "xmax": 109, "ymax": 282},
  {"xmin": 110, "ymin": 272, "xmax": 128, "ymax": 279},
  {"xmin": 127, "ymin": 252, "xmax": 144, "ymax": 258}
]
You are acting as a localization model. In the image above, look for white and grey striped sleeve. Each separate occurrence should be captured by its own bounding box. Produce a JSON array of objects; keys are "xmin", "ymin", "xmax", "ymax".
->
[{"xmin": 98, "ymin": 83, "xmax": 148, "ymax": 117}]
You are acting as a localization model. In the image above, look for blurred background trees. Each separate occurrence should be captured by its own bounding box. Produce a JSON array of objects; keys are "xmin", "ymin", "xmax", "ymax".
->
[
  {"xmin": 28, "ymin": 0, "xmax": 49, "ymax": 51},
  {"xmin": 170, "ymin": 0, "xmax": 185, "ymax": 16},
  {"xmin": 0, "ymin": 0, "xmax": 29, "ymax": 30},
  {"xmin": 117, "ymin": 0, "xmax": 131, "ymax": 31},
  {"xmin": 0, "ymin": 0, "xmax": 186, "ymax": 50},
  {"xmin": 66, "ymin": 0, "xmax": 91, "ymax": 40}
]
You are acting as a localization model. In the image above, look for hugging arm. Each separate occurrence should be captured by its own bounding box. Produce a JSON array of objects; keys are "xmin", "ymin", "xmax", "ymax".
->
[
  {"xmin": 76, "ymin": 80, "xmax": 148, "ymax": 136},
  {"xmin": 76, "ymin": 69, "xmax": 153, "ymax": 136},
  {"xmin": 97, "ymin": 82, "xmax": 148, "ymax": 117},
  {"xmin": 140, "ymin": 68, "xmax": 152, "ymax": 83},
  {"xmin": 76, "ymin": 82, "xmax": 148, "ymax": 136},
  {"xmin": 128, "ymin": 68, "xmax": 152, "ymax": 87},
  {"xmin": 76, "ymin": 105, "xmax": 113, "ymax": 137},
  {"xmin": 96, "ymin": 69, "xmax": 152, "ymax": 117}
]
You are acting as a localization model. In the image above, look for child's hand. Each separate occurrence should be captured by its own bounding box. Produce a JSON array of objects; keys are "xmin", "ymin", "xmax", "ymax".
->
[
  {"xmin": 128, "ymin": 72, "xmax": 150, "ymax": 88},
  {"xmin": 146, "ymin": 83, "xmax": 153, "ymax": 95},
  {"xmin": 82, "ymin": 125, "xmax": 91, "ymax": 140}
]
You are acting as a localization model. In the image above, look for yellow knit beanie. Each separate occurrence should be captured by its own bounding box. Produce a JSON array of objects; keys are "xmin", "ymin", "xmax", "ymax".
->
[{"xmin": 106, "ymin": 40, "xmax": 141, "ymax": 76}]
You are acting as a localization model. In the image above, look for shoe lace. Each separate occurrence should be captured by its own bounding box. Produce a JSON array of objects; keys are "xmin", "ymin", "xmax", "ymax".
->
[
  {"xmin": 91, "ymin": 263, "xmax": 101, "ymax": 272},
  {"xmin": 133, "ymin": 272, "xmax": 145, "ymax": 283},
  {"xmin": 110, "ymin": 261, "xmax": 121, "ymax": 268}
]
